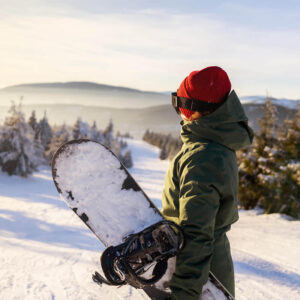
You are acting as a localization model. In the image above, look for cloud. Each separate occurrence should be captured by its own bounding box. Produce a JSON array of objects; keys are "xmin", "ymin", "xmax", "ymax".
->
[{"xmin": 0, "ymin": 10, "xmax": 299, "ymax": 98}]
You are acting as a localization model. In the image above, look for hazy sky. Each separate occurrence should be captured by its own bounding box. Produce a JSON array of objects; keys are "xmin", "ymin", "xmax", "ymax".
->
[{"xmin": 0, "ymin": 0, "xmax": 300, "ymax": 98}]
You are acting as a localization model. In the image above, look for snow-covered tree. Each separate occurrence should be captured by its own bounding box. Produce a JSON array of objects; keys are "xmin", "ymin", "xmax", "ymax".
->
[
  {"xmin": 257, "ymin": 96, "xmax": 277, "ymax": 149},
  {"xmin": 272, "ymin": 106, "xmax": 300, "ymax": 218},
  {"xmin": 238, "ymin": 98, "xmax": 279, "ymax": 209},
  {"xmin": 28, "ymin": 110, "xmax": 38, "ymax": 131},
  {"xmin": 159, "ymin": 145, "xmax": 168, "ymax": 160},
  {"xmin": 143, "ymin": 130, "xmax": 182, "ymax": 160},
  {"xmin": 122, "ymin": 150, "xmax": 133, "ymax": 168},
  {"xmin": 0, "ymin": 103, "xmax": 44, "ymax": 177},
  {"xmin": 36, "ymin": 111, "xmax": 53, "ymax": 151},
  {"xmin": 238, "ymin": 99, "xmax": 300, "ymax": 218},
  {"xmin": 71, "ymin": 117, "xmax": 133, "ymax": 167},
  {"xmin": 279, "ymin": 106, "xmax": 300, "ymax": 160},
  {"xmin": 45, "ymin": 124, "xmax": 70, "ymax": 163},
  {"xmin": 90, "ymin": 121, "xmax": 98, "ymax": 141},
  {"xmin": 72, "ymin": 117, "xmax": 90, "ymax": 139},
  {"xmin": 103, "ymin": 119, "xmax": 114, "ymax": 149},
  {"xmin": 88, "ymin": 121, "xmax": 104, "ymax": 143}
]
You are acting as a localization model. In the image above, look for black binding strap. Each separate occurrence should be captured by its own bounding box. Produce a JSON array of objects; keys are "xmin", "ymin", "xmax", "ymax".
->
[{"xmin": 171, "ymin": 92, "xmax": 222, "ymax": 114}]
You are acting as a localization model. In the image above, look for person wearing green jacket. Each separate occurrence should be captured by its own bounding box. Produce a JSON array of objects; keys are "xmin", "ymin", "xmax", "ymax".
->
[{"xmin": 162, "ymin": 66, "xmax": 253, "ymax": 300}]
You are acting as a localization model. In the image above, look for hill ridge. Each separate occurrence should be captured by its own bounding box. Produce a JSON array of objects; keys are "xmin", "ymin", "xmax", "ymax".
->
[{"xmin": 1, "ymin": 81, "xmax": 166, "ymax": 96}]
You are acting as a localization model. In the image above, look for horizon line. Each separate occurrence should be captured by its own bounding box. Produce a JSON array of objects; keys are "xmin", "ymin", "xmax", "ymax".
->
[{"xmin": 1, "ymin": 80, "xmax": 299, "ymax": 101}]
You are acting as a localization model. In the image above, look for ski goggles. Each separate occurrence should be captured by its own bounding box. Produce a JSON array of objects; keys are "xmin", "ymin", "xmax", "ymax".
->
[{"xmin": 171, "ymin": 92, "xmax": 223, "ymax": 115}]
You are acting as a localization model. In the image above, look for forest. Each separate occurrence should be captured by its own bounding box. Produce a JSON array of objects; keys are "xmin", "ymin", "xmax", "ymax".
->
[{"xmin": 0, "ymin": 103, "xmax": 133, "ymax": 178}]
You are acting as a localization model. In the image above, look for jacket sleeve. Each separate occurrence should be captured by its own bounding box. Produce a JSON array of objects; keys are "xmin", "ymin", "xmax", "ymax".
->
[{"xmin": 169, "ymin": 153, "xmax": 221, "ymax": 300}]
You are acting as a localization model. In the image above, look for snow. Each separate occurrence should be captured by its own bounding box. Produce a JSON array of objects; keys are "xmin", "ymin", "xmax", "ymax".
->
[
  {"xmin": 0, "ymin": 139, "xmax": 300, "ymax": 299},
  {"xmin": 228, "ymin": 209, "xmax": 300, "ymax": 299},
  {"xmin": 0, "ymin": 167, "xmax": 148, "ymax": 300}
]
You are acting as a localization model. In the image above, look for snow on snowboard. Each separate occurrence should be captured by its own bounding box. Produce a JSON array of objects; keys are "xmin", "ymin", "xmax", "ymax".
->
[{"xmin": 52, "ymin": 139, "xmax": 234, "ymax": 300}]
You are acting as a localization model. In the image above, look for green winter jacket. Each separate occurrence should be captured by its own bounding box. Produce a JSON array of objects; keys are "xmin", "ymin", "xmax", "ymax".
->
[{"xmin": 161, "ymin": 90, "xmax": 253, "ymax": 300}]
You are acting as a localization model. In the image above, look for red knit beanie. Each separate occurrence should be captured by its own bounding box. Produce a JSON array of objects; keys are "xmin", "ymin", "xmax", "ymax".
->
[{"xmin": 178, "ymin": 66, "xmax": 231, "ymax": 119}]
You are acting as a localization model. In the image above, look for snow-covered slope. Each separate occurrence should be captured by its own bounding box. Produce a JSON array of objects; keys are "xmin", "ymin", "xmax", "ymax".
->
[
  {"xmin": 229, "ymin": 210, "xmax": 300, "ymax": 299},
  {"xmin": 0, "ymin": 139, "xmax": 299, "ymax": 299}
]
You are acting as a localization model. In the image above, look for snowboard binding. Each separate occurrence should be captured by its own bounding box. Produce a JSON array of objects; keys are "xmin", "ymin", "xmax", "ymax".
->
[{"xmin": 93, "ymin": 220, "xmax": 184, "ymax": 289}]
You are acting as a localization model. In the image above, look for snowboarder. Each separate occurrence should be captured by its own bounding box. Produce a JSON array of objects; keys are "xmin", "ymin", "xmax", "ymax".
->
[{"xmin": 162, "ymin": 66, "xmax": 254, "ymax": 299}]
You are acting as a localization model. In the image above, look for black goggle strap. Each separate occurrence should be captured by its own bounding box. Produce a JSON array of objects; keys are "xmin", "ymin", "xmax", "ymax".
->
[{"xmin": 171, "ymin": 92, "xmax": 222, "ymax": 114}]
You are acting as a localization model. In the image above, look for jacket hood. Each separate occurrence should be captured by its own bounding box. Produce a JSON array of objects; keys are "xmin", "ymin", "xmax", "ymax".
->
[{"xmin": 180, "ymin": 90, "xmax": 254, "ymax": 151}]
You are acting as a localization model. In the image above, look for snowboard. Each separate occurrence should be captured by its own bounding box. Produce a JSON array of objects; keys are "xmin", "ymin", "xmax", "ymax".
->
[{"xmin": 51, "ymin": 139, "xmax": 234, "ymax": 300}]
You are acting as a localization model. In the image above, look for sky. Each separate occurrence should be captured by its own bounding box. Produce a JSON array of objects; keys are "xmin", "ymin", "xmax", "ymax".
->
[{"xmin": 0, "ymin": 0, "xmax": 300, "ymax": 99}]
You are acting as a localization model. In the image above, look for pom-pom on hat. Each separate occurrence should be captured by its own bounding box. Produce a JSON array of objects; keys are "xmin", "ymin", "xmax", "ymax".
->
[{"xmin": 177, "ymin": 66, "xmax": 231, "ymax": 119}]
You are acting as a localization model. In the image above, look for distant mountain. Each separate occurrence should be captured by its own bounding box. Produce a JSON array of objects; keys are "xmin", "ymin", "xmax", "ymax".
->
[
  {"xmin": 0, "ymin": 82, "xmax": 299, "ymax": 137},
  {"xmin": 0, "ymin": 81, "xmax": 170, "ymax": 108},
  {"xmin": 2, "ymin": 81, "xmax": 163, "ymax": 94},
  {"xmin": 1, "ymin": 81, "xmax": 299, "ymax": 109},
  {"xmin": 240, "ymin": 95, "xmax": 300, "ymax": 110},
  {"xmin": 0, "ymin": 101, "xmax": 298, "ymax": 139}
]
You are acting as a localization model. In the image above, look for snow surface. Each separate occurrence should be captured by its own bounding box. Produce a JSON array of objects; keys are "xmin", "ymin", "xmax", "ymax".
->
[
  {"xmin": 0, "ymin": 139, "xmax": 300, "ymax": 299},
  {"xmin": 54, "ymin": 141, "xmax": 162, "ymax": 246}
]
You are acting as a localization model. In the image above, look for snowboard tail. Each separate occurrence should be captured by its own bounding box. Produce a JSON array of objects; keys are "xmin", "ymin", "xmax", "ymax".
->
[{"xmin": 95, "ymin": 220, "xmax": 184, "ymax": 289}]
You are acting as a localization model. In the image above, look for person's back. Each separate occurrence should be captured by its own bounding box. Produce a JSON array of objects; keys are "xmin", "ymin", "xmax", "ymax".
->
[{"xmin": 162, "ymin": 67, "xmax": 253, "ymax": 300}]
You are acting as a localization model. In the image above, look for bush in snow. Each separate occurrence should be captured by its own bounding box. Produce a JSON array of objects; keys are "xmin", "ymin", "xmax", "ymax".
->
[{"xmin": 0, "ymin": 103, "xmax": 44, "ymax": 177}]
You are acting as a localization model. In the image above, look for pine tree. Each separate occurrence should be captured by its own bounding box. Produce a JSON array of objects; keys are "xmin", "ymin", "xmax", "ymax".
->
[
  {"xmin": 159, "ymin": 146, "xmax": 168, "ymax": 160},
  {"xmin": 45, "ymin": 124, "xmax": 70, "ymax": 163},
  {"xmin": 103, "ymin": 119, "xmax": 114, "ymax": 149},
  {"xmin": 36, "ymin": 111, "xmax": 53, "ymax": 151},
  {"xmin": 119, "ymin": 139, "xmax": 128, "ymax": 150},
  {"xmin": 90, "ymin": 121, "xmax": 98, "ymax": 141},
  {"xmin": 72, "ymin": 117, "xmax": 90, "ymax": 140},
  {"xmin": 122, "ymin": 150, "xmax": 133, "ymax": 168},
  {"xmin": 0, "ymin": 103, "xmax": 44, "ymax": 177},
  {"xmin": 238, "ymin": 99, "xmax": 300, "ymax": 218},
  {"xmin": 238, "ymin": 96, "xmax": 278, "ymax": 209},
  {"xmin": 28, "ymin": 110, "xmax": 37, "ymax": 131},
  {"xmin": 256, "ymin": 95, "xmax": 277, "ymax": 151},
  {"xmin": 73, "ymin": 117, "xmax": 81, "ymax": 140},
  {"xmin": 143, "ymin": 130, "xmax": 181, "ymax": 160},
  {"xmin": 272, "ymin": 105, "xmax": 300, "ymax": 218},
  {"xmin": 95, "ymin": 129, "xmax": 104, "ymax": 144},
  {"xmin": 280, "ymin": 106, "xmax": 300, "ymax": 160}
]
